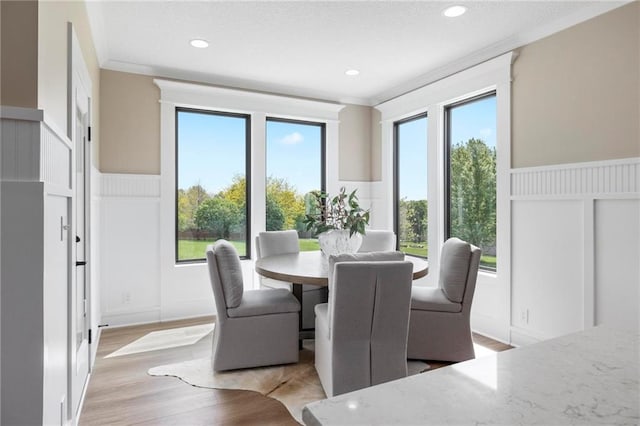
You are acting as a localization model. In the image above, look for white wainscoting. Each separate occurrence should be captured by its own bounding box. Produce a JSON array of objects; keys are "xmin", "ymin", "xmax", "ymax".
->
[
  {"xmin": 99, "ymin": 178, "xmax": 380, "ymax": 327},
  {"xmin": 99, "ymin": 173, "xmax": 163, "ymax": 326},
  {"xmin": 1, "ymin": 107, "xmax": 75, "ymax": 425},
  {"xmin": 510, "ymin": 158, "xmax": 640, "ymax": 346},
  {"xmin": 1, "ymin": 108, "xmax": 72, "ymax": 191},
  {"xmin": 99, "ymin": 173, "xmax": 260, "ymax": 326}
]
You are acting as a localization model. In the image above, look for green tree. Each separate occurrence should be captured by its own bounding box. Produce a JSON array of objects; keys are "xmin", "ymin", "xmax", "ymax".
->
[
  {"xmin": 266, "ymin": 176, "xmax": 306, "ymax": 231},
  {"xmin": 220, "ymin": 175, "xmax": 246, "ymax": 210},
  {"xmin": 450, "ymin": 138, "xmax": 496, "ymax": 249},
  {"xmin": 194, "ymin": 196, "xmax": 242, "ymax": 238},
  {"xmin": 405, "ymin": 199, "xmax": 428, "ymax": 243},
  {"xmin": 178, "ymin": 184, "xmax": 210, "ymax": 232},
  {"xmin": 266, "ymin": 197, "xmax": 285, "ymax": 231},
  {"xmin": 398, "ymin": 198, "xmax": 411, "ymax": 243}
]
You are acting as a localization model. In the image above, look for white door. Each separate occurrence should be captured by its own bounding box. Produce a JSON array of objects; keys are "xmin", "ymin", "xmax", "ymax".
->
[
  {"xmin": 71, "ymin": 84, "xmax": 90, "ymax": 418},
  {"xmin": 68, "ymin": 24, "xmax": 93, "ymax": 421}
]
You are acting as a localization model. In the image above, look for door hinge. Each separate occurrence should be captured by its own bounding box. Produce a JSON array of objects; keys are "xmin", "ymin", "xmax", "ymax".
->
[
  {"xmin": 88, "ymin": 328, "xmax": 92, "ymax": 344},
  {"xmin": 88, "ymin": 126, "xmax": 92, "ymax": 142}
]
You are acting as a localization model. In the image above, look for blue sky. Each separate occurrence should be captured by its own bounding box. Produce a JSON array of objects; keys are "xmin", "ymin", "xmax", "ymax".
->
[
  {"xmin": 450, "ymin": 95, "xmax": 497, "ymax": 149},
  {"xmin": 398, "ymin": 94, "xmax": 496, "ymax": 200},
  {"xmin": 177, "ymin": 112, "xmax": 322, "ymax": 195},
  {"xmin": 177, "ymin": 110, "xmax": 247, "ymax": 194},
  {"xmin": 178, "ymin": 94, "xmax": 495, "ymax": 199},
  {"xmin": 266, "ymin": 120, "xmax": 322, "ymax": 194}
]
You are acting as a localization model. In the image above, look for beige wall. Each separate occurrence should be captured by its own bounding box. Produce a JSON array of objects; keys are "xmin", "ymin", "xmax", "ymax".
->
[
  {"xmin": 0, "ymin": 0, "xmax": 38, "ymax": 108},
  {"xmin": 339, "ymin": 105, "xmax": 373, "ymax": 181},
  {"xmin": 370, "ymin": 108, "xmax": 382, "ymax": 181},
  {"xmin": 512, "ymin": 1, "xmax": 639, "ymax": 168},
  {"xmin": 100, "ymin": 70, "xmax": 160, "ymax": 174},
  {"xmin": 38, "ymin": 0, "xmax": 100, "ymax": 166},
  {"xmin": 98, "ymin": 72, "xmax": 375, "ymax": 179}
]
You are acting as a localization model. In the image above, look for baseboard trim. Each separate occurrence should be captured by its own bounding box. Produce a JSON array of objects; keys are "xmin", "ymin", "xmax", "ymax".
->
[
  {"xmin": 160, "ymin": 299, "xmax": 215, "ymax": 322},
  {"xmin": 471, "ymin": 313, "xmax": 510, "ymax": 345},
  {"xmin": 102, "ymin": 308, "xmax": 161, "ymax": 327},
  {"xmin": 510, "ymin": 326, "xmax": 546, "ymax": 347}
]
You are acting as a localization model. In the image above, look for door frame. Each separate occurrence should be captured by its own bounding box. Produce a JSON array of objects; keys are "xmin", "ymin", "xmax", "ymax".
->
[{"xmin": 67, "ymin": 22, "xmax": 93, "ymax": 422}]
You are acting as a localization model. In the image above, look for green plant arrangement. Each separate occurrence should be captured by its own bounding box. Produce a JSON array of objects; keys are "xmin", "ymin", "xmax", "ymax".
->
[{"xmin": 303, "ymin": 187, "xmax": 370, "ymax": 237}]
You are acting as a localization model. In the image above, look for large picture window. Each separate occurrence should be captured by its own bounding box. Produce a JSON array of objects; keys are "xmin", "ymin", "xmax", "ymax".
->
[
  {"xmin": 394, "ymin": 113, "xmax": 428, "ymax": 258},
  {"xmin": 265, "ymin": 118, "xmax": 325, "ymax": 251},
  {"xmin": 445, "ymin": 93, "xmax": 497, "ymax": 271},
  {"xmin": 176, "ymin": 108, "xmax": 250, "ymax": 262}
]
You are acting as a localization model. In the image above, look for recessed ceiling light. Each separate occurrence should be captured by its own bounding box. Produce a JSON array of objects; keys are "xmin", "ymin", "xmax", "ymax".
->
[
  {"xmin": 443, "ymin": 5, "xmax": 467, "ymax": 18},
  {"xmin": 190, "ymin": 39, "xmax": 209, "ymax": 48},
  {"xmin": 345, "ymin": 69, "xmax": 360, "ymax": 76}
]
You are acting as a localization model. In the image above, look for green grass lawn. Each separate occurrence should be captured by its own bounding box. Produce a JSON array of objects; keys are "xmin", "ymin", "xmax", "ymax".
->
[
  {"xmin": 299, "ymin": 238, "xmax": 320, "ymax": 251},
  {"xmin": 179, "ymin": 238, "xmax": 496, "ymax": 270},
  {"xmin": 399, "ymin": 242, "xmax": 428, "ymax": 258},
  {"xmin": 178, "ymin": 239, "xmax": 246, "ymax": 261},
  {"xmin": 178, "ymin": 238, "xmax": 319, "ymax": 261},
  {"xmin": 400, "ymin": 240, "xmax": 497, "ymax": 270}
]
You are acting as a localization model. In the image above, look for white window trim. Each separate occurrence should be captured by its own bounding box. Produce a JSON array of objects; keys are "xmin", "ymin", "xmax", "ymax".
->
[
  {"xmin": 154, "ymin": 79, "xmax": 344, "ymax": 318},
  {"xmin": 376, "ymin": 52, "xmax": 513, "ymax": 342}
]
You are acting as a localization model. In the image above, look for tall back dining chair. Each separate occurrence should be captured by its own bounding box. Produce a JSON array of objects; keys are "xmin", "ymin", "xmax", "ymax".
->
[
  {"xmin": 314, "ymin": 251, "xmax": 412, "ymax": 397},
  {"xmin": 407, "ymin": 237, "xmax": 481, "ymax": 362},
  {"xmin": 255, "ymin": 230, "xmax": 300, "ymax": 291},
  {"xmin": 206, "ymin": 240, "xmax": 300, "ymax": 371},
  {"xmin": 256, "ymin": 229, "xmax": 326, "ymax": 330},
  {"xmin": 358, "ymin": 230, "xmax": 396, "ymax": 253}
]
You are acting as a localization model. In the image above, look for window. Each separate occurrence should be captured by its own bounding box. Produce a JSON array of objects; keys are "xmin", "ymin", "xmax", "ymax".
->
[
  {"xmin": 176, "ymin": 108, "xmax": 250, "ymax": 262},
  {"xmin": 445, "ymin": 93, "xmax": 497, "ymax": 271},
  {"xmin": 265, "ymin": 118, "xmax": 325, "ymax": 251},
  {"xmin": 394, "ymin": 113, "xmax": 428, "ymax": 258}
]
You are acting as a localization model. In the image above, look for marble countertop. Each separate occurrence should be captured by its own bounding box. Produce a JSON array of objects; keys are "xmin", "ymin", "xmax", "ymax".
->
[{"xmin": 303, "ymin": 326, "xmax": 639, "ymax": 425}]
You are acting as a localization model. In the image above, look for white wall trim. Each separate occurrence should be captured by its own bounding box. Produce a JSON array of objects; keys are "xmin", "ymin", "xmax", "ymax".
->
[
  {"xmin": 511, "ymin": 158, "xmax": 640, "ymax": 198},
  {"xmin": 0, "ymin": 105, "xmax": 44, "ymax": 122},
  {"xmin": 97, "ymin": 173, "xmax": 162, "ymax": 327},
  {"xmin": 101, "ymin": 308, "xmax": 161, "ymax": 329},
  {"xmin": 1, "ymin": 110, "xmax": 72, "ymax": 189},
  {"xmin": 510, "ymin": 157, "xmax": 640, "ymax": 345},
  {"xmin": 154, "ymin": 79, "xmax": 344, "ymax": 121},
  {"xmin": 99, "ymin": 173, "xmax": 161, "ymax": 198}
]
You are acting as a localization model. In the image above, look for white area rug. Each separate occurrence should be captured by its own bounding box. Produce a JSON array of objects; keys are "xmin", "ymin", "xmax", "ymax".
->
[
  {"xmin": 148, "ymin": 341, "xmax": 430, "ymax": 423},
  {"xmin": 106, "ymin": 323, "xmax": 214, "ymax": 358}
]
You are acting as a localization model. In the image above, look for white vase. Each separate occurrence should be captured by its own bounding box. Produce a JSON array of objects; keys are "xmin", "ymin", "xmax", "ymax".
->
[{"xmin": 318, "ymin": 229, "xmax": 363, "ymax": 257}]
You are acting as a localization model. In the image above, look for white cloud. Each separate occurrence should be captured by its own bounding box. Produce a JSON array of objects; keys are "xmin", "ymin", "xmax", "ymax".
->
[{"xmin": 280, "ymin": 132, "xmax": 304, "ymax": 145}]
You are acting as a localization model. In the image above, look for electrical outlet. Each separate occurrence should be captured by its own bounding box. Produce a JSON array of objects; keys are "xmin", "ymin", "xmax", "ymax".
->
[{"xmin": 122, "ymin": 292, "xmax": 131, "ymax": 304}]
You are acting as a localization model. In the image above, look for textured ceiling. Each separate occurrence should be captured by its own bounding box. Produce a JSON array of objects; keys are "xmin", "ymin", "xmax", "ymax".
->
[{"xmin": 87, "ymin": 1, "xmax": 626, "ymax": 105}]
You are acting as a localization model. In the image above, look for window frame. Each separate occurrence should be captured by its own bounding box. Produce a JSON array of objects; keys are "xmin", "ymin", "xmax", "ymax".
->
[
  {"xmin": 443, "ymin": 91, "xmax": 497, "ymax": 271},
  {"xmin": 174, "ymin": 106, "xmax": 252, "ymax": 263},
  {"xmin": 265, "ymin": 116, "xmax": 327, "ymax": 199},
  {"xmin": 393, "ymin": 111, "xmax": 429, "ymax": 258}
]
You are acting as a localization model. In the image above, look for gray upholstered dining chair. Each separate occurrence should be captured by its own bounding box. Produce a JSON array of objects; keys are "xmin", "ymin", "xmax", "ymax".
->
[
  {"xmin": 314, "ymin": 251, "xmax": 412, "ymax": 397},
  {"xmin": 407, "ymin": 237, "xmax": 481, "ymax": 362},
  {"xmin": 206, "ymin": 240, "xmax": 300, "ymax": 371},
  {"xmin": 255, "ymin": 230, "xmax": 299, "ymax": 291},
  {"xmin": 256, "ymin": 229, "xmax": 326, "ymax": 329},
  {"xmin": 358, "ymin": 230, "xmax": 397, "ymax": 253}
]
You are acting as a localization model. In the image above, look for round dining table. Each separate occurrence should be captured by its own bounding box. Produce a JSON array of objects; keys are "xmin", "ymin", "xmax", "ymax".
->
[{"xmin": 255, "ymin": 251, "xmax": 429, "ymax": 343}]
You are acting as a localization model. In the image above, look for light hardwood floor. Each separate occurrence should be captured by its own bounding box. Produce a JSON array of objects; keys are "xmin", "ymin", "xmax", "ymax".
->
[{"xmin": 80, "ymin": 317, "xmax": 512, "ymax": 425}]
